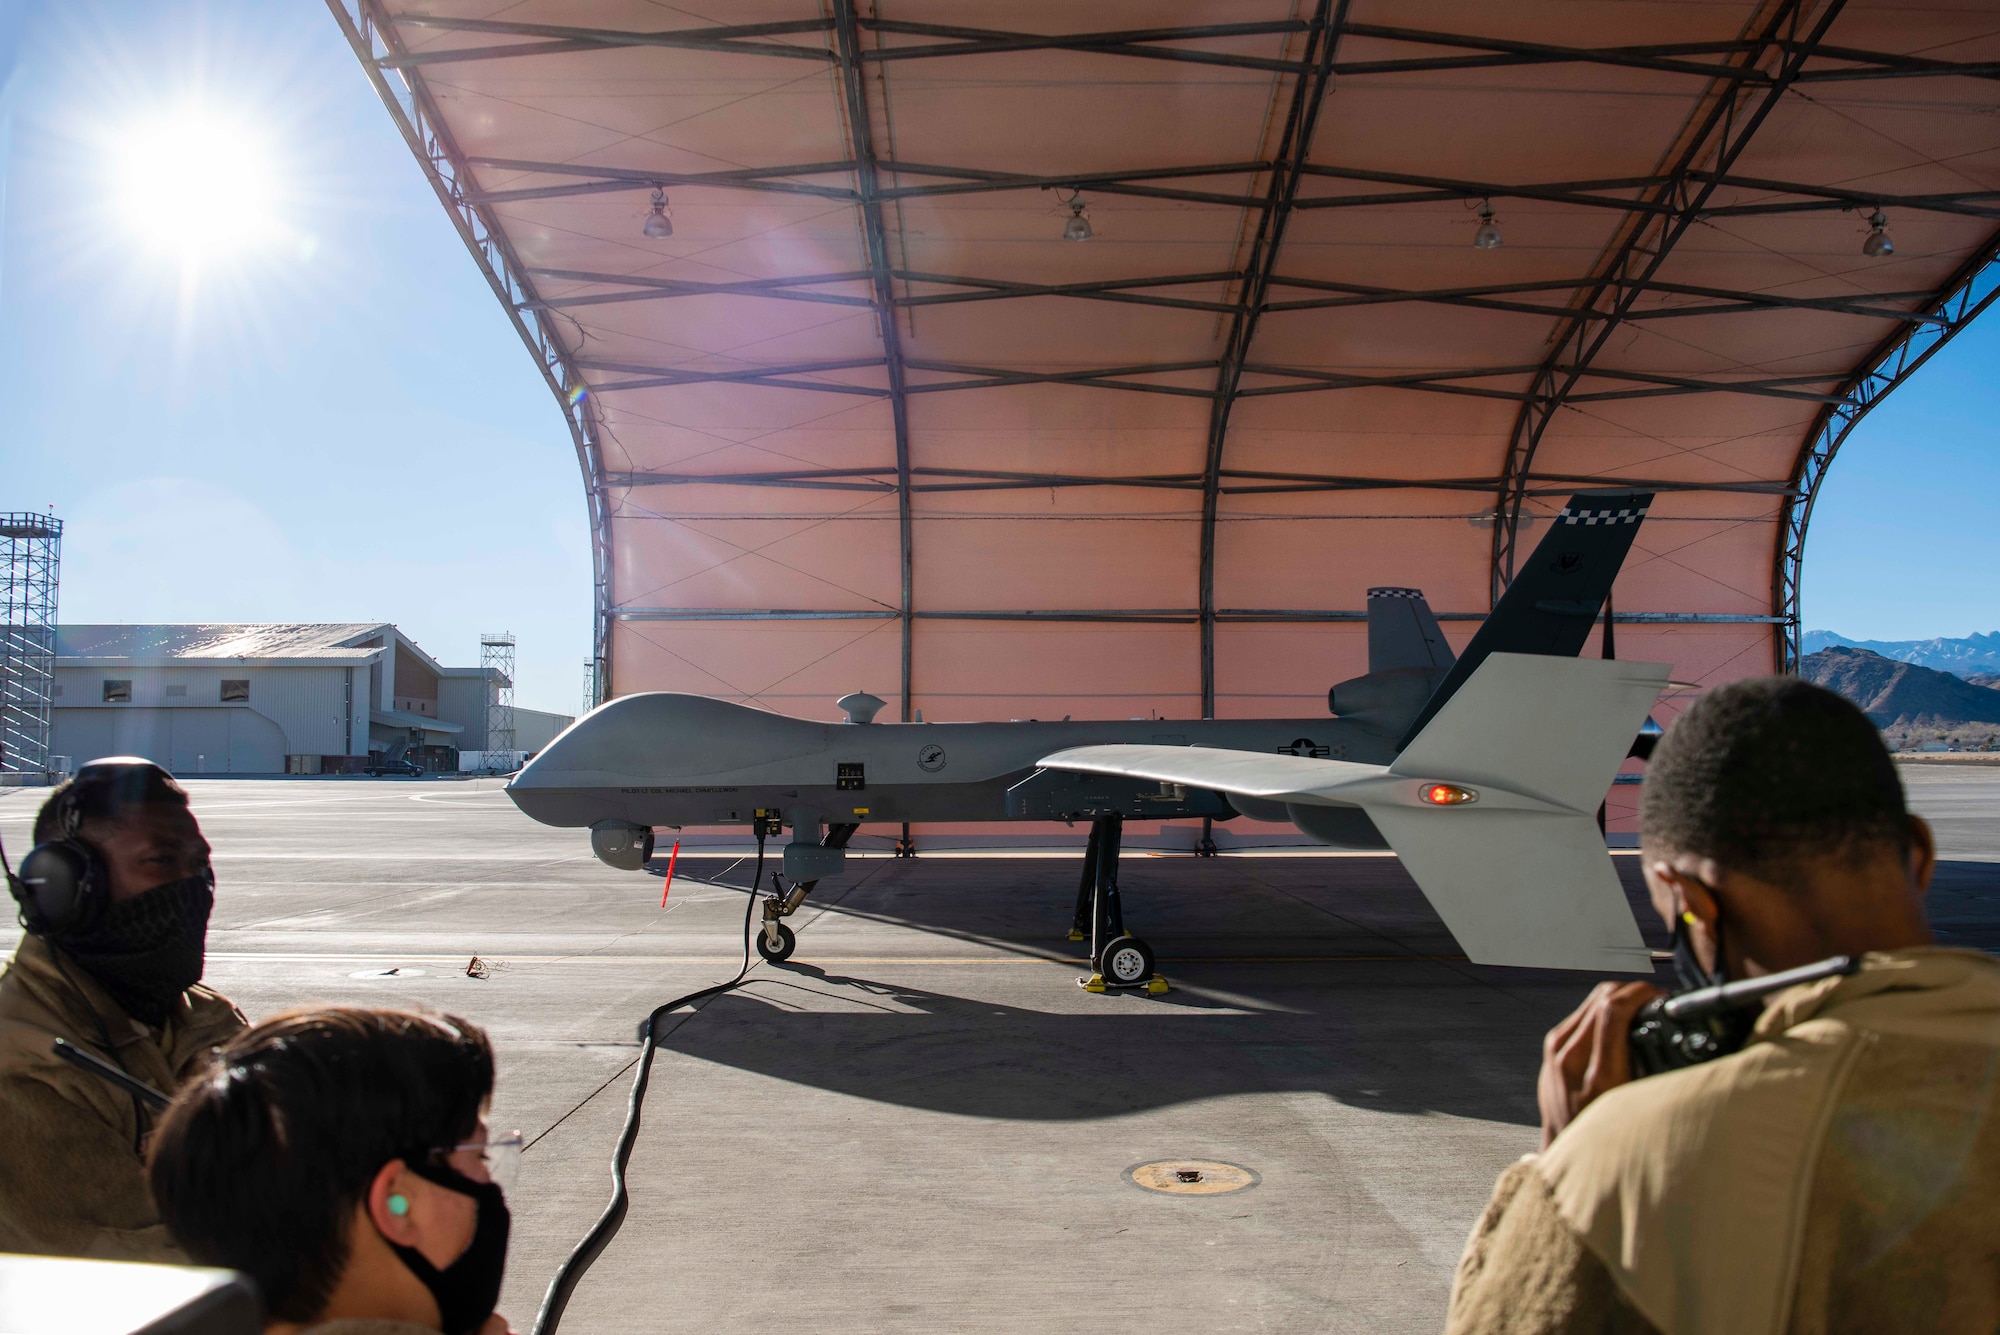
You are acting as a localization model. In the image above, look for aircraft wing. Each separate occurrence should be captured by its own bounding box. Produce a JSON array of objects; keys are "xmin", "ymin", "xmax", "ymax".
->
[{"xmin": 1030, "ymin": 745, "xmax": 1386, "ymax": 802}]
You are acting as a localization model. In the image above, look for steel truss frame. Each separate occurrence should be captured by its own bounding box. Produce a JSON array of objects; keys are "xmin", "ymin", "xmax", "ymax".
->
[
  {"xmin": 1489, "ymin": 0, "xmax": 1841, "ymax": 611},
  {"xmin": 333, "ymin": 0, "xmax": 2000, "ymax": 700},
  {"xmin": 1772, "ymin": 229, "xmax": 2000, "ymax": 672}
]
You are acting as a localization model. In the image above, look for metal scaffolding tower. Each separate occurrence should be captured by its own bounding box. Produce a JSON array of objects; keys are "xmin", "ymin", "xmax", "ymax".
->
[
  {"xmin": 582, "ymin": 657, "xmax": 602, "ymax": 715},
  {"xmin": 1, "ymin": 513, "xmax": 61, "ymax": 776},
  {"xmin": 481, "ymin": 632, "xmax": 517, "ymax": 767}
]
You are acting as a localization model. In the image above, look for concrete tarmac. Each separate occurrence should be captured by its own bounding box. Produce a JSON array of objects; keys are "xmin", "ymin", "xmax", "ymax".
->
[{"xmin": 2, "ymin": 766, "xmax": 1995, "ymax": 1332}]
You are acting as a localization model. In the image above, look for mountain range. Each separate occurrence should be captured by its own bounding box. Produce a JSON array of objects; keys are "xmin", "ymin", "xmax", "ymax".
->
[
  {"xmin": 1800, "ymin": 646, "xmax": 2000, "ymax": 749},
  {"xmin": 1803, "ymin": 629, "xmax": 2000, "ymax": 674}
]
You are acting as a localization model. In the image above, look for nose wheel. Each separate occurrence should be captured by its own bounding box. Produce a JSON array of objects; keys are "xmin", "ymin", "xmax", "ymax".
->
[
  {"xmin": 756, "ymin": 921, "xmax": 797, "ymax": 964},
  {"xmin": 752, "ymin": 822, "xmax": 857, "ymax": 967}
]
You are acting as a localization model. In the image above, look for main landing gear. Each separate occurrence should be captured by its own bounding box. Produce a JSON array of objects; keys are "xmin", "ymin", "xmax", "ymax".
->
[
  {"xmin": 757, "ymin": 822, "xmax": 858, "ymax": 964},
  {"xmin": 1070, "ymin": 813, "xmax": 1169, "ymax": 995}
]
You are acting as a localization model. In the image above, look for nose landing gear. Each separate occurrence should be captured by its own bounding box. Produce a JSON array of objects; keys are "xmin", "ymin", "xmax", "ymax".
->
[
  {"xmin": 757, "ymin": 906, "xmax": 800, "ymax": 963},
  {"xmin": 755, "ymin": 822, "xmax": 858, "ymax": 965}
]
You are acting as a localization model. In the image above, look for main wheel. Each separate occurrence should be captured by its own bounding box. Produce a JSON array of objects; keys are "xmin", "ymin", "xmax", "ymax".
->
[
  {"xmin": 1098, "ymin": 934, "xmax": 1155, "ymax": 987},
  {"xmin": 756, "ymin": 922, "xmax": 797, "ymax": 964}
]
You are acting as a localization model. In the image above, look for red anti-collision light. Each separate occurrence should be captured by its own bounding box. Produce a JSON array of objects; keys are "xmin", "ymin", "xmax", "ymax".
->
[{"xmin": 1421, "ymin": 784, "xmax": 1477, "ymax": 806}]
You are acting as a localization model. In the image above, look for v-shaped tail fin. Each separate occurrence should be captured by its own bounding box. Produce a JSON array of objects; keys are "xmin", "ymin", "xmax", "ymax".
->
[{"xmin": 1397, "ymin": 491, "xmax": 1652, "ymax": 749}]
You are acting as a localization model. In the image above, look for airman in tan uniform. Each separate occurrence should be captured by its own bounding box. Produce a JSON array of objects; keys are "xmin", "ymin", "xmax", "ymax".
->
[
  {"xmin": 0, "ymin": 759, "xmax": 246, "ymax": 1259},
  {"xmin": 0, "ymin": 933, "xmax": 243, "ymax": 1258},
  {"xmin": 1446, "ymin": 677, "xmax": 1998, "ymax": 1334},
  {"xmin": 1448, "ymin": 949, "xmax": 2000, "ymax": 1334}
]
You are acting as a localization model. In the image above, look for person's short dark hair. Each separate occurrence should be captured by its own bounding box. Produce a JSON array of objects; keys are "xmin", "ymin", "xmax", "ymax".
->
[
  {"xmin": 148, "ymin": 1006, "xmax": 495, "ymax": 1324},
  {"xmin": 1641, "ymin": 676, "xmax": 1907, "ymax": 889},
  {"xmin": 33, "ymin": 757, "xmax": 189, "ymax": 844}
]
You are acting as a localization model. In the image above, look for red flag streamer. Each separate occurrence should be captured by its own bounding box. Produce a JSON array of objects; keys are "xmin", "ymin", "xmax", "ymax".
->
[{"xmin": 659, "ymin": 838, "xmax": 682, "ymax": 908}]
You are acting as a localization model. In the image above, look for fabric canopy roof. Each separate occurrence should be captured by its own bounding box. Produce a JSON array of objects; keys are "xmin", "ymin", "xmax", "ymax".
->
[{"xmin": 333, "ymin": 0, "xmax": 2000, "ymax": 734}]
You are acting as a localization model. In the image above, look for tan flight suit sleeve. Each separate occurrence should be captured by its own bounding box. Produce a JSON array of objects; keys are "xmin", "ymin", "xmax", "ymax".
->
[
  {"xmin": 1444, "ymin": 1159, "xmax": 1659, "ymax": 1335},
  {"xmin": 0, "ymin": 1071, "xmax": 182, "ymax": 1261}
]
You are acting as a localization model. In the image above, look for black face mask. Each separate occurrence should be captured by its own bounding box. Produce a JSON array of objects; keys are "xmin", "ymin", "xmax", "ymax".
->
[
  {"xmin": 1670, "ymin": 906, "xmax": 1727, "ymax": 993},
  {"xmin": 52, "ymin": 872, "xmax": 213, "ymax": 1027},
  {"xmin": 389, "ymin": 1160, "xmax": 511, "ymax": 1335}
]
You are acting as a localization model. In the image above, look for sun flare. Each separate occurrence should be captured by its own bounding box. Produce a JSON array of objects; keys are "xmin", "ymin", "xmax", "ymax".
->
[{"xmin": 112, "ymin": 107, "xmax": 282, "ymax": 263}]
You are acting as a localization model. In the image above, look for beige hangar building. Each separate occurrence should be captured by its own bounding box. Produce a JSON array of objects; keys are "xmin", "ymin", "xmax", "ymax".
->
[{"xmin": 49, "ymin": 624, "xmax": 572, "ymax": 775}]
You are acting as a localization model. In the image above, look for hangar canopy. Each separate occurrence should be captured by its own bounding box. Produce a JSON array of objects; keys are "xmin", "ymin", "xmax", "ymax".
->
[{"xmin": 333, "ymin": 0, "xmax": 2000, "ymax": 726}]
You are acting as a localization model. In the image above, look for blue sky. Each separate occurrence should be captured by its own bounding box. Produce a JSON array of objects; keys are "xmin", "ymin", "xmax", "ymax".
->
[
  {"xmin": 0, "ymin": 0, "xmax": 591, "ymax": 712},
  {"xmin": 1799, "ymin": 310, "xmax": 2000, "ymax": 642},
  {"xmin": 0, "ymin": 0, "xmax": 1993, "ymax": 718}
]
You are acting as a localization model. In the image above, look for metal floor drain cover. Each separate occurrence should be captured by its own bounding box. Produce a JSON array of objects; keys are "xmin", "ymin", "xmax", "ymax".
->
[
  {"xmin": 1125, "ymin": 1160, "xmax": 1260, "ymax": 1195},
  {"xmin": 348, "ymin": 967, "xmax": 428, "ymax": 979}
]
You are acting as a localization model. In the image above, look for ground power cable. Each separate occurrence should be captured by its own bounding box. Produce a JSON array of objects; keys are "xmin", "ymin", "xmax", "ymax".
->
[{"xmin": 530, "ymin": 823, "xmax": 773, "ymax": 1335}]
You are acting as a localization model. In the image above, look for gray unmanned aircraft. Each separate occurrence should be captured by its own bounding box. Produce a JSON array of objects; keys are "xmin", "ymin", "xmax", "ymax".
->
[{"xmin": 508, "ymin": 490, "xmax": 1666, "ymax": 989}]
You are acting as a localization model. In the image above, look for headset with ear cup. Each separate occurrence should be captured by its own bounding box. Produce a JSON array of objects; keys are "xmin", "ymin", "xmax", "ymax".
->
[
  {"xmin": 9, "ymin": 838, "xmax": 111, "ymax": 937},
  {"xmin": 2, "ymin": 757, "xmax": 172, "ymax": 937}
]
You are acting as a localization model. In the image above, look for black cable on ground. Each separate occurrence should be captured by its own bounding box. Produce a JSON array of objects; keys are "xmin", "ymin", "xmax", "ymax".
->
[{"xmin": 530, "ymin": 826, "xmax": 770, "ymax": 1335}]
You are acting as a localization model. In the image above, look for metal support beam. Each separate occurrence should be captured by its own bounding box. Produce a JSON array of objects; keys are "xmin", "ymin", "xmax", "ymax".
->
[
  {"xmin": 1264, "ymin": 273, "xmax": 1947, "ymax": 325},
  {"xmin": 383, "ymin": 14, "xmax": 836, "ymax": 65},
  {"xmin": 490, "ymin": 353, "xmax": 1859, "ymax": 414},
  {"xmin": 521, "ymin": 268, "xmax": 876, "ymax": 312},
  {"xmin": 378, "ymin": 13, "xmax": 2000, "ymax": 89},
  {"xmin": 1773, "ymin": 229, "xmax": 2000, "ymax": 671},
  {"xmin": 576, "ymin": 356, "xmax": 888, "ymax": 396},
  {"xmin": 326, "ymin": 0, "xmax": 616, "ymax": 696},
  {"xmin": 1786, "ymin": 43, "xmax": 2000, "ymax": 84},
  {"xmin": 611, "ymin": 606, "xmax": 1789, "ymax": 625},
  {"xmin": 1198, "ymin": 2, "xmax": 1346, "ymax": 721},
  {"xmin": 527, "ymin": 258, "xmax": 1946, "ymax": 335},
  {"xmin": 1488, "ymin": 0, "xmax": 1843, "ymax": 605},
  {"xmin": 877, "ymin": 159, "xmax": 1271, "ymax": 208},
  {"xmin": 1292, "ymin": 165, "xmax": 1676, "ymax": 215},
  {"xmin": 606, "ymin": 466, "xmax": 1793, "ymax": 497},
  {"xmin": 1237, "ymin": 361, "xmax": 1541, "ymax": 402},
  {"xmin": 861, "ymin": 18, "xmax": 1314, "ymax": 75},
  {"xmin": 461, "ymin": 157, "xmax": 858, "ymax": 204},
  {"xmin": 454, "ymin": 149, "xmax": 2000, "ymax": 224},
  {"xmin": 894, "ymin": 269, "xmax": 1246, "ymax": 314},
  {"xmin": 521, "ymin": 258, "xmax": 1944, "ymax": 329},
  {"xmin": 832, "ymin": 0, "xmax": 916, "ymax": 725},
  {"xmin": 903, "ymin": 358, "xmax": 1223, "ymax": 398},
  {"xmin": 1693, "ymin": 172, "xmax": 2000, "ymax": 221}
]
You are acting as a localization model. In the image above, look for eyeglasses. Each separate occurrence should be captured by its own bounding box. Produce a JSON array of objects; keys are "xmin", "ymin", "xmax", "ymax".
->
[{"xmin": 441, "ymin": 1131, "xmax": 524, "ymax": 1189}]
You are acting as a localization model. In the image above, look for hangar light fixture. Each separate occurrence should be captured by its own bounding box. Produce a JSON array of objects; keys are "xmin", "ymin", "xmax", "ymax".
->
[
  {"xmin": 1472, "ymin": 201, "xmax": 1503, "ymax": 250},
  {"xmin": 643, "ymin": 187, "xmax": 674, "ymax": 239},
  {"xmin": 1062, "ymin": 194, "xmax": 1093, "ymax": 242},
  {"xmin": 1862, "ymin": 209, "xmax": 1894, "ymax": 258}
]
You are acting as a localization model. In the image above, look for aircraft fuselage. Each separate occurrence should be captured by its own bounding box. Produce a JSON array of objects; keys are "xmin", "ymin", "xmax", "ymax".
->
[{"xmin": 506, "ymin": 691, "xmax": 1394, "ymax": 830}]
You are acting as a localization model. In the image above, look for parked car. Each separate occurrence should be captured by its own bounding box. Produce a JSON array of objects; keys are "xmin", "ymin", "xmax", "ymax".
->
[{"xmin": 363, "ymin": 757, "xmax": 424, "ymax": 777}]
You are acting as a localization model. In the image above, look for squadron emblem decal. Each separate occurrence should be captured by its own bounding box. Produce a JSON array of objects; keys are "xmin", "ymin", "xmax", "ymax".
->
[{"xmin": 918, "ymin": 743, "xmax": 947, "ymax": 773}]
